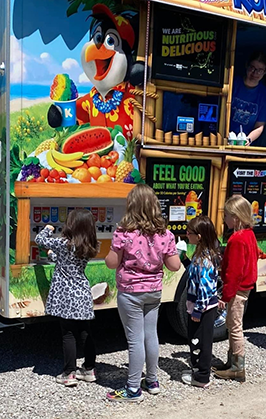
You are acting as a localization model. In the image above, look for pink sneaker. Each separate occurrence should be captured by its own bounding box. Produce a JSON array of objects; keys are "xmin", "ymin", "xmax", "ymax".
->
[
  {"xmin": 76, "ymin": 364, "xmax": 96, "ymax": 382},
  {"xmin": 56, "ymin": 371, "xmax": 78, "ymax": 387}
]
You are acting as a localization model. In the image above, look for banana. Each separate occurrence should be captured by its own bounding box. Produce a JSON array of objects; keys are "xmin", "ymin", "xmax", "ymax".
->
[
  {"xmin": 53, "ymin": 158, "xmax": 84, "ymax": 168},
  {"xmin": 51, "ymin": 149, "xmax": 84, "ymax": 162},
  {"xmin": 46, "ymin": 150, "xmax": 73, "ymax": 174}
]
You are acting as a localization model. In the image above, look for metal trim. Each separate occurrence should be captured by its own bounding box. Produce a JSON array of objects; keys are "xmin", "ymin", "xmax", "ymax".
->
[{"xmin": 5, "ymin": 0, "xmax": 11, "ymax": 316}]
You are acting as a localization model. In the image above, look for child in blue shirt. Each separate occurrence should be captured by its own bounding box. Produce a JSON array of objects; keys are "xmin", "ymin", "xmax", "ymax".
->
[{"xmin": 181, "ymin": 216, "xmax": 220, "ymax": 388}]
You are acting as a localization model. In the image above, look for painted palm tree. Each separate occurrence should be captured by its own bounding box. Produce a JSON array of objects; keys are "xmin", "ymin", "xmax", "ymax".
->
[{"xmin": 67, "ymin": 0, "xmax": 138, "ymax": 17}]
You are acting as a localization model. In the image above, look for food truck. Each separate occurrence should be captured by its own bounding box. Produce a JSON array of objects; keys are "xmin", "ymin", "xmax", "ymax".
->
[{"xmin": 1, "ymin": 0, "xmax": 266, "ymax": 338}]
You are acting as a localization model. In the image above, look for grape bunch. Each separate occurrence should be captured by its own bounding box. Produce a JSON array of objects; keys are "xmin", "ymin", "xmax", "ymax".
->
[
  {"xmin": 123, "ymin": 169, "xmax": 144, "ymax": 184},
  {"xmin": 20, "ymin": 157, "xmax": 41, "ymax": 181},
  {"xmin": 123, "ymin": 172, "xmax": 135, "ymax": 184}
]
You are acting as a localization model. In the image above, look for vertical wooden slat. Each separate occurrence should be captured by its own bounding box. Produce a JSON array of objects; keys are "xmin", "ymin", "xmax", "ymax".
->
[
  {"xmin": 208, "ymin": 166, "xmax": 214, "ymax": 219},
  {"xmin": 225, "ymin": 20, "xmax": 237, "ymax": 138},
  {"xmin": 145, "ymin": 82, "xmax": 156, "ymax": 139},
  {"xmin": 132, "ymin": 95, "xmax": 142, "ymax": 139},
  {"xmin": 16, "ymin": 198, "xmax": 30, "ymax": 264},
  {"xmin": 155, "ymin": 88, "xmax": 163, "ymax": 131},
  {"xmin": 210, "ymin": 166, "xmax": 221, "ymax": 228},
  {"xmin": 217, "ymin": 162, "xmax": 229, "ymax": 237}
]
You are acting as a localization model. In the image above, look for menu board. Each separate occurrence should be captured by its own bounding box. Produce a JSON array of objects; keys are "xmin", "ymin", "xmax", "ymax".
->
[
  {"xmin": 146, "ymin": 158, "xmax": 211, "ymax": 233},
  {"xmin": 228, "ymin": 162, "xmax": 266, "ymax": 233},
  {"xmin": 152, "ymin": 4, "xmax": 226, "ymax": 86}
]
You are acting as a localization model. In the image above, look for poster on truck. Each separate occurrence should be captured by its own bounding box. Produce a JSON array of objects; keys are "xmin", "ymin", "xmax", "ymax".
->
[
  {"xmin": 228, "ymin": 161, "xmax": 266, "ymax": 234},
  {"xmin": 146, "ymin": 158, "xmax": 211, "ymax": 233},
  {"xmin": 152, "ymin": 4, "xmax": 226, "ymax": 86},
  {"xmin": 7, "ymin": 0, "xmax": 146, "ymax": 318},
  {"xmin": 10, "ymin": 0, "xmax": 143, "ymax": 187}
]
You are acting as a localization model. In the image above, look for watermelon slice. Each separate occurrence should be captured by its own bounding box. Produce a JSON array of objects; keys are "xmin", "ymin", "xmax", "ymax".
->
[{"xmin": 62, "ymin": 126, "xmax": 113, "ymax": 157}]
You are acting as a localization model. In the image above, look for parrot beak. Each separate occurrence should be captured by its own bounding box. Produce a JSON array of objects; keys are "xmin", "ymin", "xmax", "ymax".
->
[{"xmin": 84, "ymin": 44, "xmax": 115, "ymax": 81}]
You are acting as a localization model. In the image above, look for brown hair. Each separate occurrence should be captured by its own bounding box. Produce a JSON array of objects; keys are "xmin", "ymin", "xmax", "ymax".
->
[
  {"xmin": 187, "ymin": 215, "xmax": 220, "ymax": 266},
  {"xmin": 224, "ymin": 195, "xmax": 253, "ymax": 231},
  {"xmin": 247, "ymin": 51, "xmax": 266, "ymax": 67},
  {"xmin": 119, "ymin": 184, "xmax": 167, "ymax": 235},
  {"xmin": 62, "ymin": 209, "xmax": 98, "ymax": 259}
]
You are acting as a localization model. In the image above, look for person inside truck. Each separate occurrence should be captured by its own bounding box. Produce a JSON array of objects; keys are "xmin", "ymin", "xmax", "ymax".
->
[{"xmin": 230, "ymin": 51, "xmax": 266, "ymax": 147}]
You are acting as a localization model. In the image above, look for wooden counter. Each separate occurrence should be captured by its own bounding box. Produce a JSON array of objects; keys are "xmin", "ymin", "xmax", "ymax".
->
[
  {"xmin": 14, "ymin": 182, "xmax": 135, "ymax": 265},
  {"xmin": 15, "ymin": 182, "xmax": 135, "ymax": 198}
]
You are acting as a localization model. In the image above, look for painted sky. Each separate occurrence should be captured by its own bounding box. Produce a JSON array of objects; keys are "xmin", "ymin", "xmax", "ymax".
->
[{"xmin": 10, "ymin": 0, "xmax": 92, "ymax": 86}]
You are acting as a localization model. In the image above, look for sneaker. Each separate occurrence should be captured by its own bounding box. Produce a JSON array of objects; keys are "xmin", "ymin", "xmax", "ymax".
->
[
  {"xmin": 181, "ymin": 368, "xmax": 199, "ymax": 376},
  {"xmin": 106, "ymin": 386, "xmax": 144, "ymax": 402},
  {"xmin": 56, "ymin": 371, "xmax": 78, "ymax": 387},
  {"xmin": 76, "ymin": 364, "xmax": 96, "ymax": 382},
  {"xmin": 181, "ymin": 373, "xmax": 210, "ymax": 389},
  {"xmin": 141, "ymin": 378, "xmax": 160, "ymax": 395}
]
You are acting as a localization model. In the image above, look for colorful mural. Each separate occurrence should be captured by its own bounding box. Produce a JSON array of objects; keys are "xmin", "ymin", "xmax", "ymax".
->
[
  {"xmin": 6, "ymin": 0, "xmax": 146, "ymax": 317},
  {"xmin": 10, "ymin": 0, "xmax": 143, "ymax": 186}
]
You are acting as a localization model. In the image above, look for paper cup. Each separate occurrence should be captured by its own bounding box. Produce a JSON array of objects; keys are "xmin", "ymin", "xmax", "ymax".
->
[
  {"xmin": 227, "ymin": 138, "xmax": 236, "ymax": 145},
  {"xmin": 54, "ymin": 99, "xmax": 77, "ymax": 127},
  {"xmin": 236, "ymin": 139, "xmax": 246, "ymax": 146}
]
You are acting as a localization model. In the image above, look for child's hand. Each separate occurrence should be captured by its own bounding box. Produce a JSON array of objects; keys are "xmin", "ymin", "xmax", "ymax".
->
[
  {"xmin": 218, "ymin": 300, "xmax": 226, "ymax": 310},
  {"xmin": 46, "ymin": 225, "xmax": 54, "ymax": 231},
  {"xmin": 47, "ymin": 250, "xmax": 53, "ymax": 255}
]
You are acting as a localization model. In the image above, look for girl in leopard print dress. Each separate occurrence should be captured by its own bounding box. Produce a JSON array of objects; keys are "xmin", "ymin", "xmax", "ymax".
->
[{"xmin": 35, "ymin": 209, "xmax": 98, "ymax": 387}]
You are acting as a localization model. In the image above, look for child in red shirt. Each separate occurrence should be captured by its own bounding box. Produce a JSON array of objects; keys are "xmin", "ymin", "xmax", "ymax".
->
[{"xmin": 214, "ymin": 195, "xmax": 259, "ymax": 382}]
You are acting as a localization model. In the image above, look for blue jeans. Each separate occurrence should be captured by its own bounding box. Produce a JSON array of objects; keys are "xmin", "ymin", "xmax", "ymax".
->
[{"xmin": 117, "ymin": 291, "xmax": 161, "ymax": 388}]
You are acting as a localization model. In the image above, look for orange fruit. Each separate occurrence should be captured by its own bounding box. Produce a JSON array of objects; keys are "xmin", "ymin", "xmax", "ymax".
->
[
  {"xmin": 72, "ymin": 168, "xmax": 92, "ymax": 183},
  {"xmin": 88, "ymin": 166, "xmax": 102, "ymax": 180},
  {"xmin": 97, "ymin": 174, "xmax": 113, "ymax": 183},
  {"xmin": 107, "ymin": 165, "xmax": 117, "ymax": 178}
]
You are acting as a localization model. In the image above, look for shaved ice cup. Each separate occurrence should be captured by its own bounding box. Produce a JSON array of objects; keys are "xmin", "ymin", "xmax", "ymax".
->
[
  {"xmin": 53, "ymin": 98, "xmax": 77, "ymax": 127},
  {"xmin": 185, "ymin": 201, "xmax": 198, "ymax": 221}
]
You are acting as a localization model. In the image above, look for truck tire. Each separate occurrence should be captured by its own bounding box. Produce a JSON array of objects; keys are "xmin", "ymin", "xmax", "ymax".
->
[
  {"xmin": 166, "ymin": 272, "xmax": 235, "ymax": 342},
  {"xmin": 166, "ymin": 284, "xmax": 188, "ymax": 339}
]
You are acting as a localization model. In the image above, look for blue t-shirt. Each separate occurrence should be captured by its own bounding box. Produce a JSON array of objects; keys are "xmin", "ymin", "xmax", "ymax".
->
[{"xmin": 230, "ymin": 76, "xmax": 266, "ymax": 136}]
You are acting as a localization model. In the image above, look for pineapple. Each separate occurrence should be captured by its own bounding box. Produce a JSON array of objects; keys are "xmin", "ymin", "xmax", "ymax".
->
[
  {"xmin": 116, "ymin": 140, "xmax": 136, "ymax": 182},
  {"xmin": 34, "ymin": 128, "xmax": 69, "ymax": 156},
  {"xmin": 34, "ymin": 139, "xmax": 59, "ymax": 156}
]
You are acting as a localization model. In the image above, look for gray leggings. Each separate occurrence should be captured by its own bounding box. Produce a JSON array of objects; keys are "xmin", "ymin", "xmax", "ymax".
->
[{"xmin": 117, "ymin": 290, "xmax": 161, "ymax": 388}]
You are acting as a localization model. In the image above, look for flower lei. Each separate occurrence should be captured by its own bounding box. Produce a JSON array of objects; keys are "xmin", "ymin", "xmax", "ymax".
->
[{"xmin": 92, "ymin": 90, "xmax": 124, "ymax": 114}]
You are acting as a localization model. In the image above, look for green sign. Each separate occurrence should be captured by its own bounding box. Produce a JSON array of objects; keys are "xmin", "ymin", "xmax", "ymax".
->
[{"xmin": 146, "ymin": 158, "xmax": 211, "ymax": 233}]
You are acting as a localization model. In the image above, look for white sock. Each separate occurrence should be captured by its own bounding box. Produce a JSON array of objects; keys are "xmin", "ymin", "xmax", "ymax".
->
[{"xmin": 128, "ymin": 386, "xmax": 139, "ymax": 393}]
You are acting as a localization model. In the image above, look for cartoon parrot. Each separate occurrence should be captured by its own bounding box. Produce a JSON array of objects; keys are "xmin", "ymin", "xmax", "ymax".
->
[{"xmin": 48, "ymin": 4, "xmax": 144, "ymax": 139}]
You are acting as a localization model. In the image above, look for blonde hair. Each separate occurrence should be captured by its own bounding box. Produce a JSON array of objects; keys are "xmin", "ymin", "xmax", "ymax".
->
[
  {"xmin": 119, "ymin": 184, "xmax": 167, "ymax": 235},
  {"xmin": 224, "ymin": 195, "xmax": 254, "ymax": 230}
]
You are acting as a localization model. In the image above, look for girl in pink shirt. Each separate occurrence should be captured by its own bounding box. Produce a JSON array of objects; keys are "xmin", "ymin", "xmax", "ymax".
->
[{"xmin": 105, "ymin": 184, "xmax": 181, "ymax": 402}]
